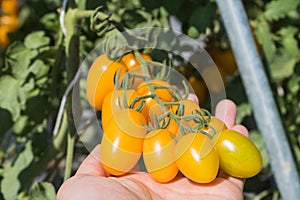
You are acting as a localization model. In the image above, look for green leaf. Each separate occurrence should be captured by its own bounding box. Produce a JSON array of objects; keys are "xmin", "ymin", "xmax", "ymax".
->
[
  {"xmin": 287, "ymin": 75, "xmax": 300, "ymax": 94},
  {"xmin": 5, "ymin": 42, "xmax": 38, "ymax": 80},
  {"xmin": 264, "ymin": 0, "xmax": 300, "ymax": 21},
  {"xmin": 236, "ymin": 103, "xmax": 252, "ymax": 124},
  {"xmin": 249, "ymin": 131, "xmax": 269, "ymax": 168},
  {"xmin": 0, "ymin": 75, "xmax": 21, "ymax": 121},
  {"xmin": 252, "ymin": 19, "xmax": 276, "ymax": 63},
  {"xmin": 29, "ymin": 59, "xmax": 50, "ymax": 79},
  {"xmin": 30, "ymin": 182, "xmax": 56, "ymax": 200},
  {"xmin": 1, "ymin": 141, "xmax": 34, "ymax": 200},
  {"xmin": 24, "ymin": 31, "xmax": 51, "ymax": 50},
  {"xmin": 188, "ymin": 4, "xmax": 216, "ymax": 34},
  {"xmin": 278, "ymin": 26, "xmax": 299, "ymax": 58},
  {"xmin": 269, "ymin": 51, "xmax": 297, "ymax": 80}
]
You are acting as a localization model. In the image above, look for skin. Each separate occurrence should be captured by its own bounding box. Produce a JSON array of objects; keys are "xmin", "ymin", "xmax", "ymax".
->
[{"xmin": 57, "ymin": 99, "xmax": 249, "ymax": 200}]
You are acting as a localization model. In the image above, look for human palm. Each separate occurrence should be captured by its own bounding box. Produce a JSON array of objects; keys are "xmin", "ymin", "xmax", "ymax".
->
[{"xmin": 57, "ymin": 100, "xmax": 248, "ymax": 200}]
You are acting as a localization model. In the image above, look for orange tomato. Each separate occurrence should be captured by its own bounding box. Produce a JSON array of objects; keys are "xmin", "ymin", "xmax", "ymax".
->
[
  {"xmin": 175, "ymin": 133, "xmax": 219, "ymax": 183},
  {"xmin": 143, "ymin": 129, "xmax": 178, "ymax": 182},
  {"xmin": 121, "ymin": 52, "xmax": 152, "ymax": 70},
  {"xmin": 86, "ymin": 54, "xmax": 127, "ymax": 110},
  {"xmin": 101, "ymin": 108, "xmax": 147, "ymax": 175}
]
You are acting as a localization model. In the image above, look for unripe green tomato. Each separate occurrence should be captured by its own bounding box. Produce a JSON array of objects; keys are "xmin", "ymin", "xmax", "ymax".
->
[{"xmin": 213, "ymin": 129, "xmax": 263, "ymax": 178}]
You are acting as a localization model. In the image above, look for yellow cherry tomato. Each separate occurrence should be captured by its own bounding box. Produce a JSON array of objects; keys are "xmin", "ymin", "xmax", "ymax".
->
[
  {"xmin": 101, "ymin": 108, "xmax": 147, "ymax": 176},
  {"xmin": 143, "ymin": 129, "xmax": 178, "ymax": 183},
  {"xmin": 86, "ymin": 54, "xmax": 127, "ymax": 110},
  {"xmin": 175, "ymin": 133, "xmax": 219, "ymax": 183}
]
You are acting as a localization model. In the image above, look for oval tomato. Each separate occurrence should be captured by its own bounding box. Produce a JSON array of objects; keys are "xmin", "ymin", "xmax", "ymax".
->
[
  {"xmin": 101, "ymin": 89, "xmax": 140, "ymax": 131},
  {"xmin": 101, "ymin": 108, "xmax": 147, "ymax": 175},
  {"xmin": 121, "ymin": 52, "xmax": 152, "ymax": 70},
  {"xmin": 143, "ymin": 129, "xmax": 178, "ymax": 183},
  {"xmin": 213, "ymin": 129, "xmax": 263, "ymax": 178},
  {"xmin": 175, "ymin": 133, "xmax": 219, "ymax": 183},
  {"xmin": 86, "ymin": 54, "xmax": 127, "ymax": 110}
]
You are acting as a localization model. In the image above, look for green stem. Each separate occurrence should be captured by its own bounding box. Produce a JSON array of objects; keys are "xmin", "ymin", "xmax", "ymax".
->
[
  {"xmin": 64, "ymin": 131, "xmax": 76, "ymax": 181},
  {"xmin": 63, "ymin": 6, "xmax": 81, "ymax": 181}
]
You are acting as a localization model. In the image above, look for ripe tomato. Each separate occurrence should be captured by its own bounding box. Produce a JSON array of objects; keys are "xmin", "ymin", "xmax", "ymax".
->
[
  {"xmin": 101, "ymin": 134, "xmax": 142, "ymax": 176},
  {"xmin": 143, "ymin": 129, "xmax": 178, "ymax": 183},
  {"xmin": 121, "ymin": 52, "xmax": 152, "ymax": 70},
  {"xmin": 213, "ymin": 129, "xmax": 263, "ymax": 178},
  {"xmin": 101, "ymin": 89, "xmax": 140, "ymax": 131},
  {"xmin": 175, "ymin": 133, "xmax": 219, "ymax": 183},
  {"xmin": 101, "ymin": 108, "xmax": 147, "ymax": 175},
  {"xmin": 86, "ymin": 54, "xmax": 127, "ymax": 110},
  {"xmin": 188, "ymin": 76, "xmax": 207, "ymax": 105}
]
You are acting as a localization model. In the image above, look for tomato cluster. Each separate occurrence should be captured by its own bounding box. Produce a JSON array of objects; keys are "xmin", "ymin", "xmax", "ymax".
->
[{"xmin": 86, "ymin": 51, "xmax": 263, "ymax": 183}]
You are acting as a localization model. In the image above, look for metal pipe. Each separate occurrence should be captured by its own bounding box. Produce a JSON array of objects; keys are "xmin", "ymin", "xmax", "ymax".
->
[{"xmin": 215, "ymin": 0, "xmax": 300, "ymax": 199}]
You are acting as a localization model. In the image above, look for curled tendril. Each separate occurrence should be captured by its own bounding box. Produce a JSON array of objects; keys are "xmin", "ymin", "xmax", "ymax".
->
[{"xmin": 90, "ymin": 6, "xmax": 113, "ymax": 37}]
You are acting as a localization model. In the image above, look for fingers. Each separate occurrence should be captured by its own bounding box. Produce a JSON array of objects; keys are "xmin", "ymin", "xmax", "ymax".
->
[
  {"xmin": 215, "ymin": 99, "xmax": 237, "ymax": 129},
  {"xmin": 75, "ymin": 144, "xmax": 109, "ymax": 177},
  {"xmin": 231, "ymin": 124, "xmax": 249, "ymax": 138}
]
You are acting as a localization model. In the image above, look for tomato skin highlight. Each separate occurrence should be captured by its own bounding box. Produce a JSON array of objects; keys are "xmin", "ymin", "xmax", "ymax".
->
[
  {"xmin": 121, "ymin": 52, "xmax": 152, "ymax": 70},
  {"xmin": 175, "ymin": 133, "xmax": 219, "ymax": 183},
  {"xmin": 143, "ymin": 129, "xmax": 178, "ymax": 183},
  {"xmin": 214, "ymin": 129, "xmax": 263, "ymax": 178},
  {"xmin": 86, "ymin": 54, "xmax": 127, "ymax": 110}
]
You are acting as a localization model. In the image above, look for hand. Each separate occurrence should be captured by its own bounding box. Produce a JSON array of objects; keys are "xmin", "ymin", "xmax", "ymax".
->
[{"xmin": 57, "ymin": 99, "xmax": 248, "ymax": 200}]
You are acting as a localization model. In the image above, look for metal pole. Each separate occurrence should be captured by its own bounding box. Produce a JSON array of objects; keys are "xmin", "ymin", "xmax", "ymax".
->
[{"xmin": 215, "ymin": 0, "xmax": 300, "ymax": 199}]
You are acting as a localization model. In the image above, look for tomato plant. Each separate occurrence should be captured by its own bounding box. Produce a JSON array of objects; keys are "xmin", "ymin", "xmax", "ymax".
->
[
  {"xmin": 143, "ymin": 129, "xmax": 178, "ymax": 183},
  {"xmin": 175, "ymin": 133, "xmax": 219, "ymax": 183},
  {"xmin": 213, "ymin": 129, "xmax": 263, "ymax": 178},
  {"xmin": 86, "ymin": 54, "xmax": 127, "ymax": 110}
]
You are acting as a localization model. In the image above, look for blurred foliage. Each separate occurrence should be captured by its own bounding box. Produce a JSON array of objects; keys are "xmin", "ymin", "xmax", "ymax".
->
[{"xmin": 0, "ymin": 0, "xmax": 299, "ymax": 199}]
